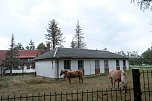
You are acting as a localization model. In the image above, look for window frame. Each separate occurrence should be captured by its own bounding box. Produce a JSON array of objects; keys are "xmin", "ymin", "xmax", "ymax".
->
[
  {"xmin": 116, "ymin": 60, "xmax": 120, "ymax": 67},
  {"xmin": 64, "ymin": 60, "xmax": 71, "ymax": 70},
  {"xmin": 78, "ymin": 60, "xmax": 84, "ymax": 69}
]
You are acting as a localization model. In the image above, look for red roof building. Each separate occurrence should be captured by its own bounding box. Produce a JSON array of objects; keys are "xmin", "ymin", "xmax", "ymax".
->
[{"xmin": 0, "ymin": 50, "xmax": 43, "ymax": 65}]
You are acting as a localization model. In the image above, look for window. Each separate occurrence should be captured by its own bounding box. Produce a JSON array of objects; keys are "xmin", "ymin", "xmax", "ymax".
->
[
  {"xmin": 27, "ymin": 64, "xmax": 31, "ymax": 69},
  {"xmin": 64, "ymin": 60, "xmax": 71, "ymax": 69},
  {"xmin": 95, "ymin": 60, "xmax": 100, "ymax": 68},
  {"xmin": 104, "ymin": 60, "xmax": 109, "ymax": 68},
  {"xmin": 78, "ymin": 60, "xmax": 84, "ymax": 69},
  {"xmin": 116, "ymin": 60, "xmax": 119, "ymax": 67},
  {"xmin": 123, "ymin": 60, "xmax": 126, "ymax": 70}
]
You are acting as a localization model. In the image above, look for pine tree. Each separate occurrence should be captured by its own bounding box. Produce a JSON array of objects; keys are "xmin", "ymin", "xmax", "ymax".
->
[
  {"xmin": 26, "ymin": 40, "xmax": 35, "ymax": 50},
  {"xmin": 45, "ymin": 19, "xmax": 65, "ymax": 49},
  {"xmin": 132, "ymin": 0, "xmax": 152, "ymax": 10},
  {"xmin": 36, "ymin": 42, "xmax": 47, "ymax": 50},
  {"xmin": 71, "ymin": 21, "xmax": 87, "ymax": 48},
  {"xmin": 15, "ymin": 43, "xmax": 24, "ymax": 50},
  {"xmin": 2, "ymin": 34, "xmax": 19, "ymax": 74}
]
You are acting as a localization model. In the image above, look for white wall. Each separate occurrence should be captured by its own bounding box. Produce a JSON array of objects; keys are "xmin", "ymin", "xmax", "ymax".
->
[
  {"xmin": 108, "ymin": 60, "xmax": 117, "ymax": 72},
  {"xmin": 100, "ymin": 60, "xmax": 104, "ymax": 73},
  {"xmin": 35, "ymin": 59, "xmax": 129, "ymax": 78},
  {"xmin": 107, "ymin": 59, "xmax": 129, "ymax": 72},
  {"xmin": 58, "ymin": 59, "xmax": 129, "ymax": 77},
  {"xmin": 84, "ymin": 60, "xmax": 91, "ymax": 75},
  {"xmin": 5, "ymin": 69, "xmax": 35, "ymax": 74},
  {"xmin": 84, "ymin": 59, "xmax": 95, "ymax": 75},
  {"xmin": 35, "ymin": 60, "xmax": 56, "ymax": 78},
  {"xmin": 125, "ymin": 60, "xmax": 129, "ymax": 70}
]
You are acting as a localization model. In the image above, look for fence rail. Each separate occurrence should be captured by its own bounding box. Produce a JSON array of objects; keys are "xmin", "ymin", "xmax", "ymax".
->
[{"xmin": 0, "ymin": 88, "xmax": 132, "ymax": 101}]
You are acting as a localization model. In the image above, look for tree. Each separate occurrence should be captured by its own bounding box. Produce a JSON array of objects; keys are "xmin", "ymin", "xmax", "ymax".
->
[
  {"xmin": 26, "ymin": 40, "xmax": 35, "ymax": 50},
  {"xmin": 15, "ymin": 43, "xmax": 24, "ymax": 50},
  {"xmin": 2, "ymin": 34, "xmax": 19, "ymax": 74},
  {"xmin": 36, "ymin": 42, "xmax": 47, "ymax": 50},
  {"xmin": 71, "ymin": 39, "xmax": 77, "ymax": 48},
  {"xmin": 141, "ymin": 48, "xmax": 152, "ymax": 64},
  {"xmin": 132, "ymin": 0, "xmax": 152, "ymax": 10},
  {"xmin": 45, "ymin": 19, "xmax": 65, "ymax": 49},
  {"xmin": 116, "ymin": 50, "xmax": 142, "ymax": 65},
  {"xmin": 71, "ymin": 21, "xmax": 87, "ymax": 48}
]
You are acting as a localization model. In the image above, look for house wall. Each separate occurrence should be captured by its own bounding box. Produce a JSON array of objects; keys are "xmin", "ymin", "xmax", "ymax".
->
[
  {"xmin": 108, "ymin": 60, "xmax": 117, "ymax": 71},
  {"xmin": 35, "ymin": 60, "xmax": 56, "ymax": 78},
  {"xmin": 58, "ymin": 59, "xmax": 129, "ymax": 78},
  {"xmin": 5, "ymin": 69, "xmax": 35, "ymax": 74},
  {"xmin": 35, "ymin": 59, "xmax": 129, "ymax": 78}
]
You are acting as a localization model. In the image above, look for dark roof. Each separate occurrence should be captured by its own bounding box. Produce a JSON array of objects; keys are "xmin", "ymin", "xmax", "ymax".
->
[{"xmin": 35, "ymin": 48, "xmax": 128, "ymax": 60}]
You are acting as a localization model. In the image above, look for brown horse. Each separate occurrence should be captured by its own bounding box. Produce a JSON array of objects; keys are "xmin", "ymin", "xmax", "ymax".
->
[
  {"xmin": 60, "ymin": 69, "xmax": 83, "ymax": 84},
  {"xmin": 109, "ymin": 69, "xmax": 128, "ymax": 89}
]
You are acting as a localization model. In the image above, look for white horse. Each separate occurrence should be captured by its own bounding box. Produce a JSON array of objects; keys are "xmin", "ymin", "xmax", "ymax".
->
[{"xmin": 109, "ymin": 69, "xmax": 128, "ymax": 89}]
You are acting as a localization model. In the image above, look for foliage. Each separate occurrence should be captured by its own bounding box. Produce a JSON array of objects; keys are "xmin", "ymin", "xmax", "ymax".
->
[
  {"xmin": 71, "ymin": 21, "xmax": 87, "ymax": 48},
  {"xmin": 15, "ymin": 43, "xmax": 24, "ymax": 50},
  {"xmin": 36, "ymin": 42, "xmax": 47, "ymax": 50},
  {"xmin": 141, "ymin": 48, "xmax": 152, "ymax": 64},
  {"xmin": 26, "ymin": 40, "xmax": 35, "ymax": 50},
  {"xmin": 132, "ymin": 0, "xmax": 152, "ymax": 10},
  {"xmin": 2, "ymin": 34, "xmax": 19, "ymax": 74},
  {"xmin": 116, "ymin": 50, "xmax": 142, "ymax": 65},
  {"xmin": 117, "ymin": 48, "xmax": 152, "ymax": 65},
  {"xmin": 45, "ymin": 19, "xmax": 65, "ymax": 49}
]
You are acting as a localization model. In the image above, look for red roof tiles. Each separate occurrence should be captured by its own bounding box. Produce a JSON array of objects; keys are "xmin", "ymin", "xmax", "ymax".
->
[{"xmin": 0, "ymin": 50, "xmax": 43, "ymax": 64}]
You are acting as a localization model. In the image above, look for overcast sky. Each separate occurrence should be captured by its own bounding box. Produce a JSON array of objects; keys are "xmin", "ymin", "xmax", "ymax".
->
[{"xmin": 0, "ymin": 0, "xmax": 152, "ymax": 54}]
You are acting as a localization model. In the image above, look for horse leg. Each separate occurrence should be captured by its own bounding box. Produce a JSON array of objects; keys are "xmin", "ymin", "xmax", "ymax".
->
[
  {"xmin": 111, "ymin": 78, "xmax": 113, "ymax": 87},
  {"xmin": 69, "ymin": 78, "xmax": 71, "ymax": 84},
  {"xmin": 81, "ymin": 77, "xmax": 83, "ymax": 83},
  {"xmin": 118, "ymin": 81, "xmax": 119, "ymax": 88},
  {"xmin": 78, "ymin": 76, "xmax": 80, "ymax": 83},
  {"xmin": 114, "ymin": 81, "xmax": 116, "ymax": 88},
  {"xmin": 79, "ymin": 76, "xmax": 83, "ymax": 83}
]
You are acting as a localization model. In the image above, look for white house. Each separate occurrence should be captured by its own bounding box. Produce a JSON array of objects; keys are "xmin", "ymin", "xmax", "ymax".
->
[{"xmin": 35, "ymin": 48, "xmax": 129, "ymax": 78}]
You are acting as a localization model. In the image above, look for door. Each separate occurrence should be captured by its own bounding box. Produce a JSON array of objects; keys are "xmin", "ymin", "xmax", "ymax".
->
[
  {"xmin": 95, "ymin": 60, "xmax": 100, "ymax": 75},
  {"xmin": 78, "ymin": 60, "xmax": 84, "ymax": 74}
]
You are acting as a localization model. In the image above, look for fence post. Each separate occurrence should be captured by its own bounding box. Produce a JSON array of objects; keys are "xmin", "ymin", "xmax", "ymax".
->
[{"xmin": 132, "ymin": 69, "xmax": 142, "ymax": 101}]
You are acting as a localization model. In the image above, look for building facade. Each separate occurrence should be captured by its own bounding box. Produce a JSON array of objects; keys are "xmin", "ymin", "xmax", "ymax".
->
[
  {"xmin": 35, "ymin": 48, "xmax": 129, "ymax": 78},
  {"xmin": 0, "ymin": 50, "xmax": 42, "ymax": 74}
]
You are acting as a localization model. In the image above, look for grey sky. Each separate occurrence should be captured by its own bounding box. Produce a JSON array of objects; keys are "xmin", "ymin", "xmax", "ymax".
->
[{"xmin": 0, "ymin": 0, "xmax": 152, "ymax": 54}]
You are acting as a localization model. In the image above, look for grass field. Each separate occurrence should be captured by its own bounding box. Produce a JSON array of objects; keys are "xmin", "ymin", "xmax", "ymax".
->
[
  {"xmin": 1, "ymin": 68, "xmax": 152, "ymax": 100},
  {"xmin": 0, "ymin": 70, "xmax": 134, "ymax": 96}
]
